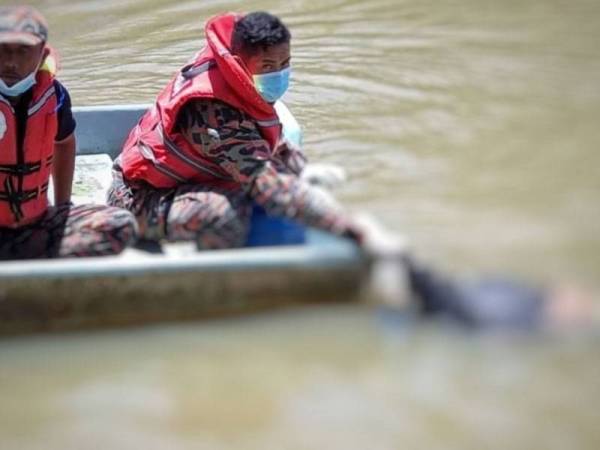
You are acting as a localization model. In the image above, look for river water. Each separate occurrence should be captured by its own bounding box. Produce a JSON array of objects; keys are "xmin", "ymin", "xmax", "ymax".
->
[{"xmin": 1, "ymin": 0, "xmax": 599, "ymax": 448}]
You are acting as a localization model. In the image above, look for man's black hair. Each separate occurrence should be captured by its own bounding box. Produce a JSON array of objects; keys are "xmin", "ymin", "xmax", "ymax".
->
[{"xmin": 231, "ymin": 12, "xmax": 291, "ymax": 57}]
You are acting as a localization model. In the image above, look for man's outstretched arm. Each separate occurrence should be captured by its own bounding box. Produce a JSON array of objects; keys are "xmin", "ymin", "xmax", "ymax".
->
[{"xmin": 177, "ymin": 100, "xmax": 362, "ymax": 241}]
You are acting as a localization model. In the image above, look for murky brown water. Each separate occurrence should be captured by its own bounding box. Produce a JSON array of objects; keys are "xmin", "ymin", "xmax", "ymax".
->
[
  {"xmin": 2, "ymin": 307, "xmax": 600, "ymax": 450},
  {"xmin": 1, "ymin": 0, "xmax": 600, "ymax": 448}
]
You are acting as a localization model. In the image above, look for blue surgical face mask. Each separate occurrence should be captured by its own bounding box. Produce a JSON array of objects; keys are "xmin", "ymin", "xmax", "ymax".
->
[
  {"xmin": 253, "ymin": 67, "xmax": 291, "ymax": 103},
  {"xmin": 0, "ymin": 71, "xmax": 37, "ymax": 98}
]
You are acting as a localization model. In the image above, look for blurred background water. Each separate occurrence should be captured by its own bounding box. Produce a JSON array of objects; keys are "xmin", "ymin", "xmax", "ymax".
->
[{"xmin": 1, "ymin": 0, "xmax": 599, "ymax": 448}]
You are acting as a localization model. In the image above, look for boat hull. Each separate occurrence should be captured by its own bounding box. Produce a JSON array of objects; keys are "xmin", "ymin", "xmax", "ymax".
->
[
  {"xmin": 0, "ymin": 105, "xmax": 370, "ymax": 335},
  {"xmin": 0, "ymin": 237, "xmax": 367, "ymax": 334}
]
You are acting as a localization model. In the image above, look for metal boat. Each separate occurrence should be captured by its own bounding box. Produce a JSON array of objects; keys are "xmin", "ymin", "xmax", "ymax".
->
[{"xmin": 0, "ymin": 105, "xmax": 376, "ymax": 334}]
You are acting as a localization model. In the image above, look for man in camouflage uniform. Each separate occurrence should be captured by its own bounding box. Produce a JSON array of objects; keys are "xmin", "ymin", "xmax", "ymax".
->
[{"xmin": 109, "ymin": 12, "xmax": 362, "ymax": 249}]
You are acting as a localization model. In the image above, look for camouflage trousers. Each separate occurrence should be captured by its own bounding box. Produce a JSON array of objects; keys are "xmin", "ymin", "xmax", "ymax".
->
[
  {"xmin": 107, "ymin": 165, "xmax": 251, "ymax": 250},
  {"xmin": 0, "ymin": 203, "xmax": 138, "ymax": 260}
]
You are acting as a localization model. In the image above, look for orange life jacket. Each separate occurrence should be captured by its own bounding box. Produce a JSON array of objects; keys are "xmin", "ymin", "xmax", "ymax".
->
[
  {"xmin": 0, "ymin": 47, "xmax": 58, "ymax": 227},
  {"xmin": 120, "ymin": 12, "xmax": 282, "ymax": 189}
]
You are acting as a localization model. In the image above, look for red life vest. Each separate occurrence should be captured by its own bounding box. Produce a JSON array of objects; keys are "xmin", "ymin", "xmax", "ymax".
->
[
  {"xmin": 120, "ymin": 12, "xmax": 283, "ymax": 189},
  {"xmin": 0, "ymin": 47, "xmax": 58, "ymax": 228}
]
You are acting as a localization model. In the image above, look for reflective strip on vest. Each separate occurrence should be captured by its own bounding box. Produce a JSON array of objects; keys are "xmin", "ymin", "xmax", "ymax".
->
[
  {"xmin": 157, "ymin": 124, "xmax": 229, "ymax": 180},
  {"xmin": 137, "ymin": 142, "xmax": 188, "ymax": 184},
  {"xmin": 28, "ymin": 85, "xmax": 55, "ymax": 116},
  {"xmin": 256, "ymin": 118, "xmax": 281, "ymax": 128},
  {"xmin": 182, "ymin": 60, "xmax": 216, "ymax": 79}
]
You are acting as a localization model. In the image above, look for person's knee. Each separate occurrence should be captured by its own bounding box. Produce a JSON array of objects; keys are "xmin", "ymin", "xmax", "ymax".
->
[
  {"xmin": 93, "ymin": 206, "xmax": 139, "ymax": 254},
  {"xmin": 196, "ymin": 206, "xmax": 248, "ymax": 249},
  {"xmin": 167, "ymin": 193, "xmax": 248, "ymax": 248},
  {"xmin": 58, "ymin": 205, "xmax": 139, "ymax": 257}
]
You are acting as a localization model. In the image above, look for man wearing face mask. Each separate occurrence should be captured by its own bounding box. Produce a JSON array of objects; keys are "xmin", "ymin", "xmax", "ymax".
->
[
  {"xmin": 109, "ymin": 11, "xmax": 363, "ymax": 248},
  {"xmin": 0, "ymin": 6, "xmax": 137, "ymax": 259}
]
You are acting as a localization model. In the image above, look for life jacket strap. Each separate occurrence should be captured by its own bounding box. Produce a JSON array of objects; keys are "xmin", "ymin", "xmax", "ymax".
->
[
  {"xmin": 0, "ymin": 161, "xmax": 43, "ymax": 175},
  {"xmin": 0, "ymin": 177, "xmax": 48, "ymax": 221}
]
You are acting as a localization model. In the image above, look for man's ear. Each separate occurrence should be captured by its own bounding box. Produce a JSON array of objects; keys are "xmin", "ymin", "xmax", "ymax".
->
[{"xmin": 39, "ymin": 44, "xmax": 49, "ymax": 62}]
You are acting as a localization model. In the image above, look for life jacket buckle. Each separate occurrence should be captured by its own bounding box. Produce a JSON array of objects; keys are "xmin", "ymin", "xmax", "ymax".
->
[
  {"xmin": 0, "ymin": 178, "xmax": 42, "ymax": 222},
  {"xmin": 0, "ymin": 161, "xmax": 42, "ymax": 175}
]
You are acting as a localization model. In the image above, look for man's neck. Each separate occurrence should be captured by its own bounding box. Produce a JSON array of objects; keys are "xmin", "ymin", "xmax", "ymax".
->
[
  {"xmin": 1, "ymin": 92, "xmax": 28, "ymax": 107},
  {"xmin": 7, "ymin": 95, "xmax": 22, "ymax": 106}
]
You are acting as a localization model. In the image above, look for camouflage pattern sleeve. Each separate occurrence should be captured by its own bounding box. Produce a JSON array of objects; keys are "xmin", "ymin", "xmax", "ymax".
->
[
  {"xmin": 272, "ymin": 139, "xmax": 308, "ymax": 175},
  {"xmin": 177, "ymin": 100, "xmax": 359, "ymax": 238}
]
